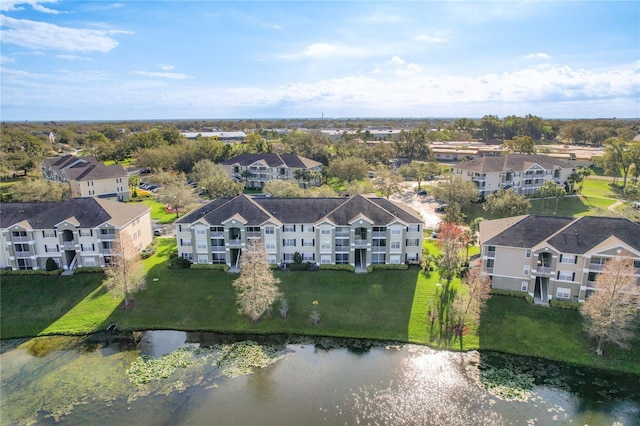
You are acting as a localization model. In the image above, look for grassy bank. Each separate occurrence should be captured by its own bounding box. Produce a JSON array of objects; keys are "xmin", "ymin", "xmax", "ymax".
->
[{"xmin": 1, "ymin": 239, "xmax": 638, "ymax": 374}]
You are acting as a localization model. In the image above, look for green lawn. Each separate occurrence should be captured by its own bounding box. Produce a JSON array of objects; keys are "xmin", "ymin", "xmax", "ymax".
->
[
  {"xmin": 127, "ymin": 198, "xmax": 179, "ymax": 224},
  {"xmin": 530, "ymin": 195, "xmax": 616, "ymax": 217},
  {"xmin": 580, "ymin": 176, "xmax": 621, "ymax": 199},
  {"xmin": 2, "ymin": 239, "xmax": 638, "ymax": 373}
]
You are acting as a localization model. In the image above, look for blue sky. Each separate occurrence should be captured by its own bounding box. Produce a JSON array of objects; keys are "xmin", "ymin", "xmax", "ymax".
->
[{"xmin": 1, "ymin": 1, "xmax": 639, "ymax": 120}]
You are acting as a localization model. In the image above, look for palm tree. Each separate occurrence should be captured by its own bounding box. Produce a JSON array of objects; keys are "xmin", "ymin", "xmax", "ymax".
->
[{"xmin": 240, "ymin": 169, "xmax": 253, "ymax": 188}]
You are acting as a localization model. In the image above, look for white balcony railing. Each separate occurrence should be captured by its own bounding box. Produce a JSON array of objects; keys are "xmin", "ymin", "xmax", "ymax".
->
[
  {"xmin": 353, "ymin": 239, "xmax": 368, "ymax": 247},
  {"xmin": 589, "ymin": 263, "xmax": 605, "ymax": 271},
  {"xmin": 486, "ymin": 250, "xmax": 496, "ymax": 258},
  {"xmin": 61, "ymin": 241, "xmax": 76, "ymax": 250},
  {"xmin": 485, "ymin": 267, "xmax": 494, "ymax": 274},
  {"xmin": 12, "ymin": 236, "xmax": 31, "ymax": 243},
  {"xmin": 228, "ymin": 239, "xmax": 243, "ymax": 246},
  {"xmin": 536, "ymin": 266, "xmax": 552, "ymax": 274}
]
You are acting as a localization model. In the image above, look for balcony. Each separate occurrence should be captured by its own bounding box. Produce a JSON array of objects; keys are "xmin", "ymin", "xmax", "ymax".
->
[
  {"xmin": 15, "ymin": 250, "xmax": 32, "ymax": 258},
  {"xmin": 211, "ymin": 231, "xmax": 224, "ymax": 238},
  {"xmin": 246, "ymin": 232, "xmax": 261, "ymax": 239},
  {"xmin": 335, "ymin": 231, "xmax": 350, "ymax": 238},
  {"xmin": 485, "ymin": 267, "xmax": 494, "ymax": 274},
  {"xmin": 589, "ymin": 263, "xmax": 605, "ymax": 272},
  {"xmin": 61, "ymin": 241, "xmax": 76, "ymax": 250},
  {"xmin": 353, "ymin": 239, "xmax": 369, "ymax": 247},
  {"xmin": 335, "ymin": 244, "xmax": 349, "ymax": 252},
  {"xmin": 372, "ymin": 231, "xmax": 386, "ymax": 238},
  {"xmin": 12, "ymin": 236, "xmax": 31, "ymax": 243},
  {"xmin": 535, "ymin": 266, "xmax": 552, "ymax": 275},
  {"xmin": 486, "ymin": 250, "xmax": 496, "ymax": 258},
  {"xmin": 100, "ymin": 233, "xmax": 115, "ymax": 240},
  {"xmin": 228, "ymin": 239, "xmax": 243, "ymax": 246}
]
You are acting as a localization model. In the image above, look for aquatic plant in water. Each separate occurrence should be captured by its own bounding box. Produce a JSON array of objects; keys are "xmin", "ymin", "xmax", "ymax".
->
[
  {"xmin": 126, "ymin": 348, "xmax": 193, "ymax": 385},
  {"xmin": 480, "ymin": 367, "xmax": 535, "ymax": 401},
  {"xmin": 215, "ymin": 341, "xmax": 285, "ymax": 378}
]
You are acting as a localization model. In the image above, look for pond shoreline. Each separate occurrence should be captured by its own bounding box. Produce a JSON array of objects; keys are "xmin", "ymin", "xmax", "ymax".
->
[{"xmin": 3, "ymin": 329, "xmax": 639, "ymax": 379}]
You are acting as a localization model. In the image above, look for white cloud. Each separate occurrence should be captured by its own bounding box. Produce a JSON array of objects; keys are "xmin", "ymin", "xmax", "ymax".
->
[
  {"xmin": 133, "ymin": 71, "xmax": 193, "ymax": 80},
  {"xmin": 159, "ymin": 64, "xmax": 175, "ymax": 71},
  {"xmin": 1, "ymin": 55, "xmax": 16, "ymax": 63},
  {"xmin": 280, "ymin": 43, "xmax": 365, "ymax": 60},
  {"xmin": 0, "ymin": 15, "xmax": 129, "ymax": 52},
  {"xmin": 260, "ymin": 22, "xmax": 282, "ymax": 30},
  {"xmin": 526, "ymin": 53, "xmax": 551, "ymax": 60},
  {"xmin": 56, "ymin": 54, "xmax": 92, "ymax": 61},
  {"xmin": 415, "ymin": 34, "xmax": 447, "ymax": 44},
  {"xmin": 1, "ymin": 0, "xmax": 59, "ymax": 14}
]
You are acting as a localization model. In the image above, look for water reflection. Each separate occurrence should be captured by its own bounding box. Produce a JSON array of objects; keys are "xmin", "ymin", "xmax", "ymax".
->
[{"xmin": 0, "ymin": 331, "xmax": 638, "ymax": 425}]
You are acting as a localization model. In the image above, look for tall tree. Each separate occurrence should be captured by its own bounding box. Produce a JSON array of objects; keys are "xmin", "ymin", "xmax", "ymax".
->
[
  {"xmin": 9, "ymin": 178, "xmax": 70, "ymax": 202},
  {"xmin": 190, "ymin": 160, "xmax": 244, "ymax": 199},
  {"xmin": 537, "ymin": 180, "xmax": 561, "ymax": 211},
  {"xmin": 394, "ymin": 129, "xmax": 433, "ymax": 161},
  {"xmin": 431, "ymin": 175, "xmax": 478, "ymax": 207},
  {"xmin": 483, "ymin": 189, "xmax": 531, "ymax": 217},
  {"xmin": 233, "ymin": 240, "xmax": 282, "ymax": 323},
  {"xmin": 328, "ymin": 157, "xmax": 369, "ymax": 182},
  {"xmin": 104, "ymin": 231, "xmax": 146, "ymax": 308},
  {"xmin": 436, "ymin": 222, "xmax": 464, "ymax": 289},
  {"xmin": 263, "ymin": 180, "xmax": 304, "ymax": 197},
  {"xmin": 480, "ymin": 115, "xmax": 501, "ymax": 142},
  {"xmin": 504, "ymin": 136, "xmax": 536, "ymax": 154},
  {"xmin": 604, "ymin": 138, "xmax": 633, "ymax": 188},
  {"xmin": 371, "ymin": 166, "xmax": 402, "ymax": 199},
  {"xmin": 155, "ymin": 172, "xmax": 198, "ymax": 217},
  {"xmin": 399, "ymin": 162, "xmax": 440, "ymax": 189},
  {"xmin": 581, "ymin": 254, "xmax": 640, "ymax": 356}
]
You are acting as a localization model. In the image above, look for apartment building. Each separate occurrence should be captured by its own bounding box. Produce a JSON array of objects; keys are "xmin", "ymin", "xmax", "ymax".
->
[
  {"xmin": 175, "ymin": 194, "xmax": 423, "ymax": 271},
  {"xmin": 221, "ymin": 153, "xmax": 323, "ymax": 189},
  {"xmin": 42, "ymin": 155, "xmax": 130, "ymax": 201},
  {"xmin": 0, "ymin": 198, "xmax": 152, "ymax": 272},
  {"xmin": 450, "ymin": 154, "xmax": 575, "ymax": 199},
  {"xmin": 479, "ymin": 215, "xmax": 640, "ymax": 305}
]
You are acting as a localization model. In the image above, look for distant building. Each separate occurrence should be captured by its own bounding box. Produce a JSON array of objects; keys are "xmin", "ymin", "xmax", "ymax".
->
[
  {"xmin": 175, "ymin": 194, "xmax": 424, "ymax": 272},
  {"xmin": 0, "ymin": 198, "xmax": 152, "ymax": 272},
  {"xmin": 42, "ymin": 155, "xmax": 129, "ymax": 201},
  {"xmin": 450, "ymin": 154, "xmax": 575, "ymax": 198},
  {"xmin": 221, "ymin": 153, "xmax": 323, "ymax": 189},
  {"xmin": 181, "ymin": 131, "xmax": 246, "ymax": 141}
]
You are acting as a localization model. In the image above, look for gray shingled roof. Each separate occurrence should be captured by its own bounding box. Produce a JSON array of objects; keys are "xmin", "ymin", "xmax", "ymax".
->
[
  {"xmin": 43, "ymin": 155, "xmax": 127, "ymax": 180},
  {"xmin": 455, "ymin": 154, "xmax": 573, "ymax": 173},
  {"xmin": 221, "ymin": 153, "xmax": 321, "ymax": 169},
  {"xmin": 546, "ymin": 216, "xmax": 640, "ymax": 253},
  {"xmin": 484, "ymin": 215, "xmax": 574, "ymax": 248},
  {"xmin": 176, "ymin": 194, "xmax": 423, "ymax": 226},
  {"xmin": 0, "ymin": 198, "xmax": 148, "ymax": 230}
]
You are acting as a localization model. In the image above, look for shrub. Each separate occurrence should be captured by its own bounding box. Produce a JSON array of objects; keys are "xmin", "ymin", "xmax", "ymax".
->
[
  {"xmin": 549, "ymin": 299, "xmax": 581, "ymax": 310},
  {"xmin": 293, "ymin": 251, "xmax": 303, "ymax": 264},
  {"xmin": 140, "ymin": 245, "xmax": 157, "ymax": 259},
  {"xmin": 366, "ymin": 264, "xmax": 409, "ymax": 273},
  {"xmin": 190, "ymin": 264, "xmax": 229, "ymax": 272},
  {"xmin": 319, "ymin": 264, "xmax": 355, "ymax": 272},
  {"xmin": 279, "ymin": 298, "xmax": 289, "ymax": 318},
  {"xmin": 45, "ymin": 257, "xmax": 59, "ymax": 271},
  {"xmin": 168, "ymin": 253, "xmax": 191, "ymax": 269},
  {"xmin": 490, "ymin": 289, "xmax": 533, "ymax": 304},
  {"xmin": 288, "ymin": 262, "xmax": 309, "ymax": 271}
]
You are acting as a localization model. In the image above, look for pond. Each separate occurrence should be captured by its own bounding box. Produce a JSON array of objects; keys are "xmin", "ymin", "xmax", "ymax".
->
[{"xmin": 1, "ymin": 331, "xmax": 638, "ymax": 425}]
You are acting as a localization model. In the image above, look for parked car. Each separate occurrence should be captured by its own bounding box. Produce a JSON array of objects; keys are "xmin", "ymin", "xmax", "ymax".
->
[
  {"xmin": 153, "ymin": 228, "xmax": 161, "ymax": 236},
  {"xmin": 435, "ymin": 204, "xmax": 448, "ymax": 213},
  {"xmin": 417, "ymin": 189, "xmax": 427, "ymax": 196},
  {"xmin": 431, "ymin": 230, "xmax": 439, "ymax": 239}
]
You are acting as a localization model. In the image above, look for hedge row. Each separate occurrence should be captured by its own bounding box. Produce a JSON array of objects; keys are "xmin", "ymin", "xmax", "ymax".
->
[
  {"xmin": 490, "ymin": 289, "xmax": 534, "ymax": 304},
  {"xmin": 0, "ymin": 269, "xmax": 62, "ymax": 276},
  {"xmin": 549, "ymin": 299, "xmax": 581, "ymax": 310},
  {"xmin": 319, "ymin": 264, "xmax": 355, "ymax": 272},
  {"xmin": 366, "ymin": 264, "xmax": 409, "ymax": 273},
  {"xmin": 190, "ymin": 264, "xmax": 230, "ymax": 272},
  {"xmin": 75, "ymin": 267, "xmax": 105, "ymax": 274}
]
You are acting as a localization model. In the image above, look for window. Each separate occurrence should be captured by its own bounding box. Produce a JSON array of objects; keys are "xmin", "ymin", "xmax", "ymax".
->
[
  {"xmin": 372, "ymin": 253, "xmax": 386, "ymax": 264},
  {"xmin": 212, "ymin": 253, "xmax": 226, "ymax": 264},
  {"xmin": 12, "ymin": 231, "xmax": 27, "ymax": 238},
  {"xmin": 79, "ymin": 229, "xmax": 92, "ymax": 237},
  {"xmin": 102, "ymin": 241, "xmax": 113, "ymax": 250},
  {"xmin": 372, "ymin": 239, "xmax": 386, "ymax": 247},
  {"xmin": 391, "ymin": 241, "xmax": 401, "ymax": 250},
  {"xmin": 283, "ymin": 253, "xmax": 294, "ymax": 261},
  {"xmin": 405, "ymin": 239, "xmax": 420, "ymax": 247},
  {"xmin": 391, "ymin": 228, "xmax": 401, "ymax": 235},
  {"xmin": 283, "ymin": 239, "xmax": 296, "ymax": 247},
  {"xmin": 266, "ymin": 255, "xmax": 277, "ymax": 264},
  {"xmin": 407, "ymin": 225, "xmax": 420, "ymax": 233},
  {"xmin": 195, "ymin": 228, "xmax": 206, "ymax": 236},
  {"xmin": 14, "ymin": 243, "xmax": 29, "ymax": 252},
  {"xmin": 390, "ymin": 255, "xmax": 401, "ymax": 264},
  {"xmin": 556, "ymin": 287, "xmax": 571, "ymax": 299},
  {"xmin": 335, "ymin": 253, "xmax": 349, "ymax": 264},
  {"xmin": 560, "ymin": 254, "xmax": 576, "ymax": 264},
  {"xmin": 302, "ymin": 239, "xmax": 314, "ymax": 247},
  {"xmin": 17, "ymin": 258, "xmax": 33, "ymax": 270},
  {"xmin": 303, "ymin": 253, "xmax": 315, "ymax": 261},
  {"xmin": 84, "ymin": 258, "xmax": 96, "ymax": 267},
  {"xmin": 181, "ymin": 253, "xmax": 193, "ymax": 261},
  {"xmin": 45, "ymin": 244, "xmax": 59, "ymax": 253},
  {"xmin": 525, "ymin": 249, "xmax": 531, "ymax": 259},
  {"xmin": 557, "ymin": 271, "xmax": 575, "ymax": 282},
  {"xmin": 321, "ymin": 255, "xmax": 332, "ymax": 264},
  {"xmin": 283, "ymin": 225, "xmax": 295, "ymax": 233},
  {"xmin": 523, "ymin": 265, "xmax": 530, "ymax": 276},
  {"xmin": 264, "ymin": 226, "xmax": 275, "ymax": 235},
  {"xmin": 197, "ymin": 255, "xmax": 208, "ymax": 264},
  {"xmin": 320, "ymin": 241, "xmax": 331, "ymax": 250},
  {"xmin": 196, "ymin": 241, "xmax": 208, "ymax": 250},
  {"xmin": 521, "ymin": 281, "xmax": 528, "ymax": 292},
  {"xmin": 43, "ymin": 230, "xmax": 57, "ymax": 238},
  {"xmin": 321, "ymin": 228, "xmax": 331, "ymax": 235},
  {"xmin": 180, "ymin": 239, "xmax": 192, "ymax": 247},
  {"xmin": 81, "ymin": 244, "xmax": 94, "ymax": 252},
  {"xmin": 100, "ymin": 228, "xmax": 116, "ymax": 236}
]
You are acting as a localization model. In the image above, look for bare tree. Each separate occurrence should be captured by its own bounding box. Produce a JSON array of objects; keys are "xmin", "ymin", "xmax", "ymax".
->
[
  {"xmin": 155, "ymin": 172, "xmax": 197, "ymax": 217},
  {"xmin": 371, "ymin": 166, "xmax": 402, "ymax": 199},
  {"xmin": 452, "ymin": 269, "xmax": 492, "ymax": 335},
  {"xmin": 9, "ymin": 178, "xmax": 70, "ymax": 202},
  {"xmin": 437, "ymin": 222, "xmax": 465, "ymax": 289},
  {"xmin": 581, "ymin": 253, "xmax": 640, "ymax": 356},
  {"xmin": 104, "ymin": 231, "xmax": 146, "ymax": 308},
  {"xmin": 233, "ymin": 240, "xmax": 282, "ymax": 323}
]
